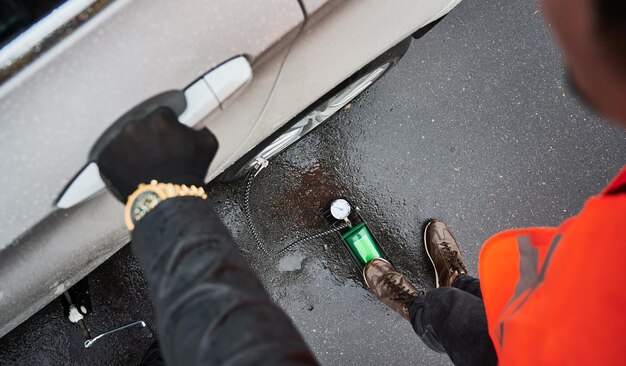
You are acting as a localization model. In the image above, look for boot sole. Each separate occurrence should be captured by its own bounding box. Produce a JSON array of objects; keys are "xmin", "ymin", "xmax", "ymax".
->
[{"xmin": 423, "ymin": 220, "xmax": 441, "ymax": 288}]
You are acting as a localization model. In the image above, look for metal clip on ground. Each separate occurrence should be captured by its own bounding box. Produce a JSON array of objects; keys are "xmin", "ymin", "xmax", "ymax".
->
[{"xmin": 84, "ymin": 320, "xmax": 151, "ymax": 348}]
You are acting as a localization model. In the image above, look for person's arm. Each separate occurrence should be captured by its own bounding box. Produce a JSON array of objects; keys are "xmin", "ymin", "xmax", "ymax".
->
[
  {"xmin": 90, "ymin": 103, "xmax": 318, "ymax": 365},
  {"xmin": 132, "ymin": 197, "xmax": 317, "ymax": 365}
]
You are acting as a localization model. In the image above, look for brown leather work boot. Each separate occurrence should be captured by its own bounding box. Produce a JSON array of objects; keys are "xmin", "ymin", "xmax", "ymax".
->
[
  {"xmin": 363, "ymin": 258, "xmax": 422, "ymax": 320},
  {"xmin": 424, "ymin": 220, "xmax": 468, "ymax": 287}
]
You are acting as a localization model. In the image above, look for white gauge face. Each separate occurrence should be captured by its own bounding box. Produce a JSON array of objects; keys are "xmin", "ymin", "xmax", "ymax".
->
[{"xmin": 330, "ymin": 199, "xmax": 352, "ymax": 220}]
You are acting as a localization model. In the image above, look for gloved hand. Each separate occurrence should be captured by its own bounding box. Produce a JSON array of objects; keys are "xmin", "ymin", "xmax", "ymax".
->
[{"xmin": 94, "ymin": 105, "xmax": 218, "ymax": 203}]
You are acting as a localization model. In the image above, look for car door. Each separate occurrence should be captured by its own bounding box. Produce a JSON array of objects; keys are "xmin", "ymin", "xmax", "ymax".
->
[{"xmin": 0, "ymin": 0, "xmax": 303, "ymax": 338}]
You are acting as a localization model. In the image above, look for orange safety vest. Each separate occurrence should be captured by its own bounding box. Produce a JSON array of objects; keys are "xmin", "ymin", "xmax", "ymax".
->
[{"xmin": 479, "ymin": 164, "xmax": 626, "ymax": 365}]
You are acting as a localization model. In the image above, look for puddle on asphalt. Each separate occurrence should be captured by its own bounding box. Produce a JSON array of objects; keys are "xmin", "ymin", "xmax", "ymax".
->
[{"xmin": 278, "ymin": 251, "xmax": 306, "ymax": 272}]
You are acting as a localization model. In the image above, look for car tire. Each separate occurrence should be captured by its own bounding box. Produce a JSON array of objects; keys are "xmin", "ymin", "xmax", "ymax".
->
[{"xmin": 217, "ymin": 37, "xmax": 412, "ymax": 182}]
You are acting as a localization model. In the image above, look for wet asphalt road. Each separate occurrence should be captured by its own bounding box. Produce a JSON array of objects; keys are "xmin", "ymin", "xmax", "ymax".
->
[{"xmin": 2, "ymin": 0, "xmax": 626, "ymax": 364}]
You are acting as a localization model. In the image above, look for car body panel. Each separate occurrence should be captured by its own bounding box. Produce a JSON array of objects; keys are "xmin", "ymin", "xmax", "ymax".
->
[
  {"xmin": 0, "ymin": 0, "xmax": 304, "ymax": 337},
  {"xmin": 0, "ymin": 0, "xmax": 462, "ymax": 338},
  {"xmin": 206, "ymin": 0, "xmax": 463, "ymax": 181},
  {"xmin": 262, "ymin": 0, "xmax": 463, "ymax": 137},
  {"xmin": 0, "ymin": 0, "xmax": 303, "ymax": 249},
  {"xmin": 300, "ymin": 0, "xmax": 333, "ymax": 16}
]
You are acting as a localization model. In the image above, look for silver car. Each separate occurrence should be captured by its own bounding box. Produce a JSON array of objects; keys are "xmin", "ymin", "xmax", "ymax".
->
[{"xmin": 0, "ymin": 0, "xmax": 461, "ymax": 338}]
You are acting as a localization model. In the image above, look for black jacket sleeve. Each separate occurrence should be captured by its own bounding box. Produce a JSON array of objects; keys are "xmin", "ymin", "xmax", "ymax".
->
[{"xmin": 131, "ymin": 196, "xmax": 319, "ymax": 366}]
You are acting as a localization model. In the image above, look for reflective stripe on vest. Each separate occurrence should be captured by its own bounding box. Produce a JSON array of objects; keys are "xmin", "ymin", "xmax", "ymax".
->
[
  {"xmin": 494, "ymin": 234, "xmax": 561, "ymax": 346},
  {"xmin": 479, "ymin": 165, "xmax": 626, "ymax": 364}
]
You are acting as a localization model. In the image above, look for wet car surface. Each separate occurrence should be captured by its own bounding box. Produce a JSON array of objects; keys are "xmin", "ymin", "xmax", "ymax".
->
[{"xmin": 1, "ymin": 0, "xmax": 625, "ymax": 364}]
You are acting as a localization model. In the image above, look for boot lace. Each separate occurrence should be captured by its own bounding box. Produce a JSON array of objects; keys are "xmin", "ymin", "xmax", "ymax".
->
[
  {"xmin": 381, "ymin": 273, "xmax": 418, "ymax": 303},
  {"xmin": 440, "ymin": 241, "xmax": 467, "ymax": 274}
]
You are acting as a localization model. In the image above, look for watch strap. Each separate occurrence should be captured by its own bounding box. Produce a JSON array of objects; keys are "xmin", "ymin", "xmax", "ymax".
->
[{"xmin": 125, "ymin": 180, "xmax": 207, "ymax": 230}]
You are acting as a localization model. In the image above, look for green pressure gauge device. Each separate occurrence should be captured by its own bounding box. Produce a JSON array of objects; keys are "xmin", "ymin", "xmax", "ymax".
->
[{"xmin": 324, "ymin": 198, "xmax": 391, "ymax": 270}]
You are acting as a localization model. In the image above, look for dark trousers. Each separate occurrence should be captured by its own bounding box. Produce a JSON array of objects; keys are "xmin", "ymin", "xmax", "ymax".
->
[{"xmin": 409, "ymin": 274, "xmax": 498, "ymax": 366}]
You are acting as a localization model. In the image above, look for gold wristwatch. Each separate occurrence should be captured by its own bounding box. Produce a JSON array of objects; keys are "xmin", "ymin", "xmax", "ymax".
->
[{"xmin": 124, "ymin": 180, "xmax": 208, "ymax": 230}]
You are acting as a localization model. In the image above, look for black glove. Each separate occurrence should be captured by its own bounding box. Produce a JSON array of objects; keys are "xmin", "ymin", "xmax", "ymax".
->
[{"xmin": 92, "ymin": 93, "xmax": 218, "ymax": 203}]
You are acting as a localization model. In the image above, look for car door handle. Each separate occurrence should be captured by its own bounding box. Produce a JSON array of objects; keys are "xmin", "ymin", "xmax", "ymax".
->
[
  {"xmin": 179, "ymin": 56, "xmax": 252, "ymax": 127},
  {"xmin": 55, "ymin": 56, "xmax": 252, "ymax": 209}
]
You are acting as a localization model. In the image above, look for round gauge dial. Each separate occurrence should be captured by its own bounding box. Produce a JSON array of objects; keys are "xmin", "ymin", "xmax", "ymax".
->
[{"xmin": 330, "ymin": 199, "xmax": 352, "ymax": 220}]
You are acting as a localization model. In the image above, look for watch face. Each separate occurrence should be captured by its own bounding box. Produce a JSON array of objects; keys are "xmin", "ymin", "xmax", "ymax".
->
[{"xmin": 131, "ymin": 190, "xmax": 162, "ymax": 224}]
